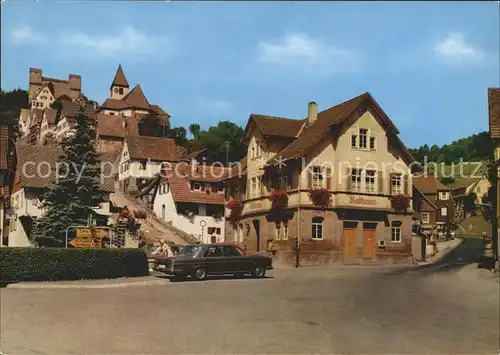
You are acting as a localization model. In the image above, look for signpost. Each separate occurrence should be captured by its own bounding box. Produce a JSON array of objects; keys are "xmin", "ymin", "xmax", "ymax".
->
[{"xmin": 65, "ymin": 225, "xmax": 112, "ymax": 248}]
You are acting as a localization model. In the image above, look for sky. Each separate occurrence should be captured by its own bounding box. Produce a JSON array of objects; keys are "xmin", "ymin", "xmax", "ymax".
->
[{"xmin": 1, "ymin": 1, "xmax": 499, "ymax": 149}]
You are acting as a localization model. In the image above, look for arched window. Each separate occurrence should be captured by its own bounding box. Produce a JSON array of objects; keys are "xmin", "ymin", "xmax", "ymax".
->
[
  {"xmin": 391, "ymin": 221, "xmax": 402, "ymax": 242},
  {"xmin": 312, "ymin": 217, "xmax": 324, "ymax": 240}
]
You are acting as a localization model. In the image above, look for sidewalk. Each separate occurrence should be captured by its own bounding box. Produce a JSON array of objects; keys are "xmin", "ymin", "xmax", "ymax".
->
[
  {"xmin": 3, "ymin": 275, "xmax": 170, "ymax": 290},
  {"xmin": 419, "ymin": 238, "xmax": 464, "ymax": 265}
]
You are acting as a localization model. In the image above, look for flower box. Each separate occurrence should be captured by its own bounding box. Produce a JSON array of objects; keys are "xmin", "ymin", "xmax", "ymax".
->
[
  {"xmin": 227, "ymin": 200, "xmax": 243, "ymax": 222},
  {"xmin": 390, "ymin": 194, "xmax": 410, "ymax": 213},
  {"xmin": 308, "ymin": 188, "xmax": 332, "ymax": 209},
  {"xmin": 269, "ymin": 190, "xmax": 288, "ymax": 210}
]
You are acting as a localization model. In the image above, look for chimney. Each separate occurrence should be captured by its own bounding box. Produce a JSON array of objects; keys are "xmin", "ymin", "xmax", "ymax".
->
[
  {"xmin": 308, "ymin": 101, "xmax": 318, "ymax": 125},
  {"xmin": 29, "ymin": 68, "xmax": 42, "ymax": 84},
  {"xmin": 68, "ymin": 74, "xmax": 82, "ymax": 91}
]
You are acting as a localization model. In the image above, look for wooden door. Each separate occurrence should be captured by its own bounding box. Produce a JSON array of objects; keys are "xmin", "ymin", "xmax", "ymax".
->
[
  {"xmin": 343, "ymin": 228, "xmax": 357, "ymax": 259},
  {"xmin": 363, "ymin": 229, "xmax": 376, "ymax": 259}
]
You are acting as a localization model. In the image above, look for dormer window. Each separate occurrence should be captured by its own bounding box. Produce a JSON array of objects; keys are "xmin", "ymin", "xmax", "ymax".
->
[
  {"xmin": 351, "ymin": 127, "xmax": 376, "ymax": 151},
  {"xmin": 192, "ymin": 182, "xmax": 202, "ymax": 191},
  {"xmin": 439, "ymin": 191, "xmax": 449, "ymax": 200},
  {"xmin": 139, "ymin": 161, "xmax": 147, "ymax": 170}
]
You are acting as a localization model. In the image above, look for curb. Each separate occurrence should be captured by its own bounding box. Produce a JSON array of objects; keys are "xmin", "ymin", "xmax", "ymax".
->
[{"xmin": 4, "ymin": 278, "xmax": 169, "ymax": 290}]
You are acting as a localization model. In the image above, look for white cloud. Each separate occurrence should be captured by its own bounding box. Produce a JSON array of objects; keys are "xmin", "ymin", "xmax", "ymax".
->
[
  {"xmin": 257, "ymin": 33, "xmax": 360, "ymax": 73},
  {"xmin": 434, "ymin": 32, "xmax": 484, "ymax": 63},
  {"xmin": 10, "ymin": 26, "xmax": 46, "ymax": 45},
  {"xmin": 59, "ymin": 26, "xmax": 170, "ymax": 58}
]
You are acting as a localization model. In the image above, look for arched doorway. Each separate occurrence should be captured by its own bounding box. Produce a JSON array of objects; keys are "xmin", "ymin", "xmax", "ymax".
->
[{"xmin": 252, "ymin": 219, "xmax": 260, "ymax": 252}]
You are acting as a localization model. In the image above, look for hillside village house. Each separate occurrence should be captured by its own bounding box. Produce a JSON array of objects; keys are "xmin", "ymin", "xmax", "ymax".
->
[
  {"xmin": 8, "ymin": 144, "xmax": 115, "ymax": 247},
  {"xmin": 488, "ymin": 87, "xmax": 500, "ymax": 265},
  {"xmin": 118, "ymin": 136, "xmax": 185, "ymax": 194},
  {"xmin": 223, "ymin": 92, "xmax": 418, "ymax": 265},
  {"xmin": 450, "ymin": 174, "xmax": 491, "ymax": 220},
  {"xmin": 138, "ymin": 164, "xmax": 228, "ymax": 243},
  {"xmin": 0, "ymin": 125, "xmax": 15, "ymax": 246},
  {"xmin": 413, "ymin": 176, "xmax": 454, "ymax": 237},
  {"xmin": 96, "ymin": 65, "xmax": 170, "ymax": 153}
]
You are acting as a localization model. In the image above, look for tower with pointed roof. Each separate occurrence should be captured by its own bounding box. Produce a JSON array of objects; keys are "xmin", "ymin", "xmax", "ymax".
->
[{"xmin": 110, "ymin": 64, "xmax": 129, "ymax": 100}]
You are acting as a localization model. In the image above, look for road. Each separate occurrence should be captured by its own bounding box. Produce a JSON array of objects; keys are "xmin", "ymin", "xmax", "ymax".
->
[{"xmin": 1, "ymin": 238, "xmax": 499, "ymax": 354}]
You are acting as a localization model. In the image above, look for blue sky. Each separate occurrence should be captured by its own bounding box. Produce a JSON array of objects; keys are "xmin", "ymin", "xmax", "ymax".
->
[{"xmin": 1, "ymin": 1, "xmax": 498, "ymax": 148}]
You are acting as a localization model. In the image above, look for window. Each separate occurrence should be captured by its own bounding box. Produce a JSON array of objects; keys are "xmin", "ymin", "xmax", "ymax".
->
[
  {"xmin": 441, "ymin": 207, "xmax": 447, "ymax": 216},
  {"xmin": 275, "ymin": 224, "xmax": 281, "ymax": 240},
  {"xmin": 370, "ymin": 136, "xmax": 376, "ymax": 150},
  {"xmin": 351, "ymin": 134, "xmax": 358, "ymax": 148},
  {"xmin": 276, "ymin": 175, "xmax": 288, "ymax": 190},
  {"xmin": 251, "ymin": 178, "xmax": 257, "ymax": 196},
  {"xmin": 256, "ymin": 140, "xmax": 260, "ymax": 157},
  {"xmin": 365, "ymin": 170, "xmax": 376, "ymax": 193},
  {"xmin": 359, "ymin": 128, "xmax": 368, "ymax": 149},
  {"xmin": 312, "ymin": 217, "xmax": 324, "ymax": 240},
  {"xmin": 312, "ymin": 166, "xmax": 324, "ymax": 188},
  {"xmin": 139, "ymin": 161, "xmax": 147, "ymax": 170},
  {"xmin": 391, "ymin": 221, "xmax": 402, "ymax": 242},
  {"xmin": 223, "ymin": 246, "xmax": 241, "ymax": 257},
  {"xmin": 203, "ymin": 246, "xmax": 223, "ymax": 257},
  {"xmin": 283, "ymin": 223, "xmax": 289, "ymax": 240},
  {"xmin": 218, "ymin": 186, "xmax": 224, "ymax": 194},
  {"xmin": 32, "ymin": 198, "xmax": 38, "ymax": 206},
  {"xmin": 439, "ymin": 192, "xmax": 449, "ymax": 200},
  {"xmin": 41, "ymin": 96, "xmax": 47, "ymax": 100},
  {"xmin": 422, "ymin": 213, "xmax": 430, "ymax": 224},
  {"xmin": 476, "ymin": 186, "xmax": 481, "ymax": 194},
  {"xmin": 351, "ymin": 168, "xmax": 362, "ymax": 192},
  {"xmin": 118, "ymin": 87, "xmax": 124, "ymax": 95},
  {"xmin": 192, "ymin": 182, "xmax": 201, "ymax": 191},
  {"xmin": 391, "ymin": 173, "xmax": 402, "ymax": 195},
  {"xmin": 259, "ymin": 143, "xmax": 264, "ymax": 157},
  {"xmin": 251, "ymin": 146, "xmax": 255, "ymax": 159}
]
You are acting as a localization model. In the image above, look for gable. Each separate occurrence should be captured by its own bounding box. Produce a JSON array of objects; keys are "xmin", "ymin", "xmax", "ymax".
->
[
  {"xmin": 35, "ymin": 84, "xmax": 54, "ymax": 101},
  {"xmin": 120, "ymin": 142, "xmax": 130, "ymax": 163}
]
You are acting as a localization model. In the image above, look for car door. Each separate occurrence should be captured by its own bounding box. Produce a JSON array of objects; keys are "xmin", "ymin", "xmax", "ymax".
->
[
  {"xmin": 222, "ymin": 245, "xmax": 245, "ymax": 273},
  {"xmin": 201, "ymin": 245, "xmax": 225, "ymax": 274}
]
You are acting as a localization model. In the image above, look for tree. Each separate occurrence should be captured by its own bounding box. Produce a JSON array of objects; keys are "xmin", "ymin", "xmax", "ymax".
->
[
  {"xmin": 463, "ymin": 192, "xmax": 477, "ymax": 215},
  {"xmin": 0, "ymin": 89, "xmax": 28, "ymax": 139},
  {"xmin": 33, "ymin": 107, "xmax": 103, "ymax": 247},
  {"xmin": 199, "ymin": 121, "xmax": 245, "ymax": 164},
  {"xmin": 167, "ymin": 126, "xmax": 188, "ymax": 146},
  {"xmin": 189, "ymin": 123, "xmax": 201, "ymax": 140}
]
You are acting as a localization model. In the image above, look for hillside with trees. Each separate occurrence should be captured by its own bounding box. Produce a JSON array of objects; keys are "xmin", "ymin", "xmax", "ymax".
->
[
  {"xmin": 409, "ymin": 131, "xmax": 492, "ymax": 165},
  {"xmin": 0, "ymin": 89, "xmax": 29, "ymax": 138}
]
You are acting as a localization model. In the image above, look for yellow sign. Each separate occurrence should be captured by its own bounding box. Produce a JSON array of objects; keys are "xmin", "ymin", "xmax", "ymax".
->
[
  {"xmin": 70, "ymin": 228, "xmax": 109, "ymax": 248},
  {"xmin": 349, "ymin": 196, "xmax": 377, "ymax": 206}
]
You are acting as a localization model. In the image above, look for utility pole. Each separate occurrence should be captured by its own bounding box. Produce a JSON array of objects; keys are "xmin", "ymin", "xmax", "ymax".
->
[{"xmin": 225, "ymin": 141, "xmax": 230, "ymax": 167}]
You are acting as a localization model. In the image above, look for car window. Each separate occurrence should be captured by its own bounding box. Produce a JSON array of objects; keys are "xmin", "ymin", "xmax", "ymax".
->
[
  {"xmin": 223, "ymin": 245, "xmax": 241, "ymax": 257},
  {"xmin": 203, "ymin": 246, "xmax": 223, "ymax": 257}
]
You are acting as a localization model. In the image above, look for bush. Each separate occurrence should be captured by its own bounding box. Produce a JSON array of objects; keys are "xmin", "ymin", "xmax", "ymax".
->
[{"xmin": 0, "ymin": 248, "xmax": 149, "ymax": 282}]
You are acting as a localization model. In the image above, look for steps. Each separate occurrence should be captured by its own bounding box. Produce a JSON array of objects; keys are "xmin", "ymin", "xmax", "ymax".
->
[{"xmin": 110, "ymin": 190, "xmax": 197, "ymax": 245}]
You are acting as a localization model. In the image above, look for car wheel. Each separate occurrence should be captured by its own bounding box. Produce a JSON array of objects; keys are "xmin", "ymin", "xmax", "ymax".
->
[
  {"xmin": 252, "ymin": 266, "xmax": 266, "ymax": 278},
  {"xmin": 193, "ymin": 267, "xmax": 207, "ymax": 281}
]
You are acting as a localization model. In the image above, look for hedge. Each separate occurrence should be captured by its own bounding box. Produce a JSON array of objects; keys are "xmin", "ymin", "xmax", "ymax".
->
[{"xmin": 0, "ymin": 248, "xmax": 149, "ymax": 282}]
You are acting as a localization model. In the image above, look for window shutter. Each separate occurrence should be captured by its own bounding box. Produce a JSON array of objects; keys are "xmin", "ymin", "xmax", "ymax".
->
[
  {"xmin": 388, "ymin": 173, "xmax": 393, "ymax": 195},
  {"xmin": 246, "ymin": 180, "xmax": 250, "ymax": 199},
  {"xmin": 378, "ymin": 171, "xmax": 384, "ymax": 194},
  {"xmin": 260, "ymin": 176, "xmax": 265, "ymax": 195},
  {"xmin": 403, "ymin": 174, "xmax": 409, "ymax": 196},
  {"xmin": 326, "ymin": 167, "xmax": 332, "ymax": 190},
  {"xmin": 346, "ymin": 168, "xmax": 351, "ymax": 191},
  {"xmin": 308, "ymin": 169, "xmax": 313, "ymax": 189}
]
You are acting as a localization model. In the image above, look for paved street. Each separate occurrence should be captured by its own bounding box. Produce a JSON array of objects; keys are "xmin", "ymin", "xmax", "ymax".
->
[{"xmin": 1, "ymin": 239, "xmax": 499, "ymax": 354}]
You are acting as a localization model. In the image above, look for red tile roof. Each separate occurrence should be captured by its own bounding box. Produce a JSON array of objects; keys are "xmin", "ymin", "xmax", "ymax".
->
[
  {"xmin": 247, "ymin": 114, "xmax": 305, "ymax": 139},
  {"xmin": 121, "ymin": 85, "xmax": 151, "ymax": 110},
  {"xmin": 125, "ymin": 136, "xmax": 185, "ymax": 162},
  {"xmin": 96, "ymin": 114, "xmax": 125, "ymax": 138},
  {"xmin": 0, "ymin": 125, "xmax": 8, "ymax": 171},
  {"xmin": 15, "ymin": 144, "xmax": 115, "ymax": 192},
  {"xmin": 488, "ymin": 88, "xmax": 500, "ymax": 138},
  {"xmin": 413, "ymin": 175, "xmax": 449, "ymax": 194},
  {"xmin": 162, "ymin": 163, "xmax": 229, "ymax": 205},
  {"xmin": 111, "ymin": 65, "xmax": 129, "ymax": 88}
]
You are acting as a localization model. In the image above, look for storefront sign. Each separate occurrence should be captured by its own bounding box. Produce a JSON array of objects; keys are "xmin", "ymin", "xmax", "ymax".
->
[
  {"xmin": 349, "ymin": 196, "xmax": 377, "ymax": 206},
  {"xmin": 70, "ymin": 228, "xmax": 108, "ymax": 248}
]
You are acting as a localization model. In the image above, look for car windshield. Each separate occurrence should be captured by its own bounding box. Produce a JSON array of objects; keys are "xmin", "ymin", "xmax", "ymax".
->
[{"xmin": 177, "ymin": 245, "xmax": 201, "ymax": 257}]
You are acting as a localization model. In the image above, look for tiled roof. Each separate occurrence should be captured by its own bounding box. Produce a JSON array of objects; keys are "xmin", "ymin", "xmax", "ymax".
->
[
  {"xmin": 268, "ymin": 93, "xmax": 369, "ymax": 163},
  {"xmin": 163, "ymin": 163, "xmax": 228, "ymax": 205},
  {"xmin": 111, "ymin": 65, "xmax": 129, "ymax": 88},
  {"xmin": 488, "ymin": 88, "xmax": 500, "ymax": 138},
  {"xmin": 413, "ymin": 175, "xmax": 449, "ymax": 194},
  {"xmin": 15, "ymin": 144, "xmax": 114, "ymax": 192},
  {"xmin": 96, "ymin": 114, "xmax": 125, "ymax": 138},
  {"xmin": 122, "ymin": 85, "xmax": 151, "ymax": 110},
  {"xmin": 43, "ymin": 108, "xmax": 57, "ymax": 125},
  {"xmin": 19, "ymin": 109, "xmax": 31, "ymax": 124},
  {"xmin": 29, "ymin": 109, "xmax": 45, "ymax": 126},
  {"xmin": 60, "ymin": 100, "xmax": 96, "ymax": 119},
  {"xmin": 0, "ymin": 125, "xmax": 8, "ymax": 170},
  {"xmin": 414, "ymin": 184, "xmax": 438, "ymax": 210},
  {"xmin": 101, "ymin": 98, "xmax": 127, "ymax": 111},
  {"xmin": 248, "ymin": 114, "xmax": 305, "ymax": 138},
  {"xmin": 125, "ymin": 136, "xmax": 184, "ymax": 162}
]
